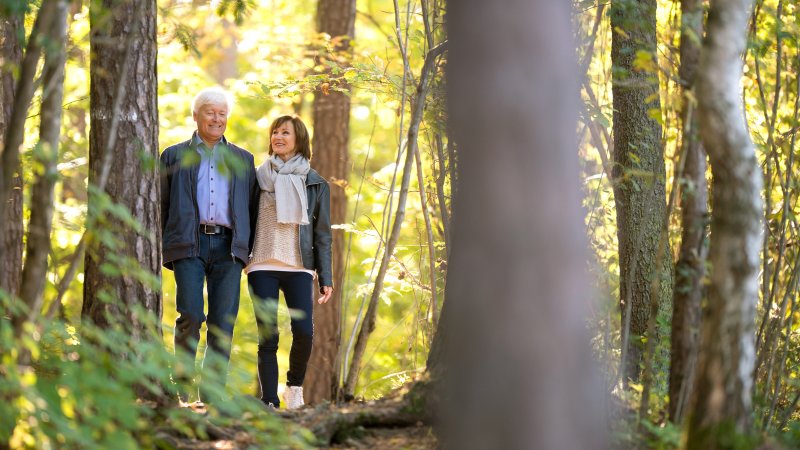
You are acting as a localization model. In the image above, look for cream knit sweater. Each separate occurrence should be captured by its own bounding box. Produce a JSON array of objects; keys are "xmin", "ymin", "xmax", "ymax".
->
[{"xmin": 246, "ymin": 192, "xmax": 307, "ymax": 273}]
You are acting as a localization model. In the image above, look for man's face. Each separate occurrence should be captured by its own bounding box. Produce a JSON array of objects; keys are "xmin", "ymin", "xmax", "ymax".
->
[{"xmin": 193, "ymin": 102, "xmax": 228, "ymax": 144}]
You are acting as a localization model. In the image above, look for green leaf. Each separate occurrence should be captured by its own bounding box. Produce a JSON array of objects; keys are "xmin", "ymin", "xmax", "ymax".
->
[
  {"xmin": 647, "ymin": 107, "xmax": 663, "ymax": 125},
  {"xmin": 632, "ymin": 50, "xmax": 657, "ymax": 74}
]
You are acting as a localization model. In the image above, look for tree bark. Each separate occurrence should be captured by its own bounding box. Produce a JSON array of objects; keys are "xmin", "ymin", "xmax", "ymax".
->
[
  {"xmin": 440, "ymin": 1, "xmax": 606, "ymax": 448},
  {"xmin": 687, "ymin": 0, "xmax": 760, "ymax": 446},
  {"xmin": 305, "ymin": 0, "xmax": 356, "ymax": 405},
  {"xmin": 16, "ymin": 0, "xmax": 69, "ymax": 331},
  {"xmin": 0, "ymin": 2, "xmax": 59, "ymax": 224},
  {"xmin": 83, "ymin": 0, "xmax": 162, "ymax": 342},
  {"xmin": 0, "ymin": 12, "xmax": 23, "ymax": 298},
  {"xmin": 669, "ymin": 0, "xmax": 707, "ymax": 423},
  {"xmin": 610, "ymin": 0, "xmax": 673, "ymax": 384}
]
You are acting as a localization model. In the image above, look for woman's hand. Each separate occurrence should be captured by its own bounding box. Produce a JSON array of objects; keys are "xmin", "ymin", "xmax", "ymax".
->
[{"xmin": 318, "ymin": 286, "xmax": 333, "ymax": 304}]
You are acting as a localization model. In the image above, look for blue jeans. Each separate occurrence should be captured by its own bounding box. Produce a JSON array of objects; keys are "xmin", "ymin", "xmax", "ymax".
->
[
  {"xmin": 173, "ymin": 233, "xmax": 242, "ymax": 400},
  {"xmin": 248, "ymin": 270, "xmax": 314, "ymax": 408}
]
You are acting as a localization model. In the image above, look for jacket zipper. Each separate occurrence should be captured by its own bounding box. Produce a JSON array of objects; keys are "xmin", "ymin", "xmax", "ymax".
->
[
  {"xmin": 227, "ymin": 144, "xmax": 237, "ymax": 263},
  {"xmin": 191, "ymin": 146, "xmax": 200, "ymax": 258}
]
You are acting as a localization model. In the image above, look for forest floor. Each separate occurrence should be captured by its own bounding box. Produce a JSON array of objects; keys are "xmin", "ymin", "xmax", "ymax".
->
[{"xmin": 157, "ymin": 393, "xmax": 438, "ymax": 449}]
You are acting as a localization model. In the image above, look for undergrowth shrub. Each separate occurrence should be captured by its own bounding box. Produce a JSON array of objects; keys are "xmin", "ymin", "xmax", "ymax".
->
[{"xmin": 0, "ymin": 295, "xmax": 314, "ymax": 449}]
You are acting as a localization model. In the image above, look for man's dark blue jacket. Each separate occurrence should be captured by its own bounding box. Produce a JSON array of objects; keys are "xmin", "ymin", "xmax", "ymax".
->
[{"xmin": 160, "ymin": 134, "xmax": 258, "ymax": 269}]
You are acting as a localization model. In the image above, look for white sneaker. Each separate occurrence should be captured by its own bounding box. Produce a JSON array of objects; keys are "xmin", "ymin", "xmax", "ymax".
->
[{"xmin": 282, "ymin": 385, "xmax": 304, "ymax": 410}]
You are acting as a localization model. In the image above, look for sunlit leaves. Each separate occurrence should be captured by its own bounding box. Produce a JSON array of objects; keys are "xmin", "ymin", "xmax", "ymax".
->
[
  {"xmin": 1, "ymin": 301, "xmax": 316, "ymax": 448},
  {"xmin": 167, "ymin": 21, "xmax": 201, "ymax": 58},
  {"xmin": 633, "ymin": 49, "xmax": 657, "ymax": 74},
  {"xmin": 215, "ymin": 0, "xmax": 255, "ymax": 26},
  {"xmin": 252, "ymin": 60, "xmax": 394, "ymax": 99}
]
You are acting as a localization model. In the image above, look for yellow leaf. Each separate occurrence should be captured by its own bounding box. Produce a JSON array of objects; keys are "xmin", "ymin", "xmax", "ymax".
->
[{"xmin": 614, "ymin": 26, "xmax": 630, "ymax": 40}]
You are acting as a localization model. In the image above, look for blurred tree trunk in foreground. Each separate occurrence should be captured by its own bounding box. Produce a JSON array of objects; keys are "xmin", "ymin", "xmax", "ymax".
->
[{"xmin": 437, "ymin": 0, "xmax": 607, "ymax": 448}]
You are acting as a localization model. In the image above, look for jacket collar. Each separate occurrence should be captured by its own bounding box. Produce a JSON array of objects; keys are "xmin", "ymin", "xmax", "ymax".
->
[
  {"xmin": 306, "ymin": 168, "xmax": 325, "ymax": 186},
  {"xmin": 191, "ymin": 131, "xmax": 228, "ymax": 149}
]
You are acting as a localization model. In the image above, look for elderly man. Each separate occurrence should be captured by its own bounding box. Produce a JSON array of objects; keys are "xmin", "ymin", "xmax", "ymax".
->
[{"xmin": 160, "ymin": 87, "xmax": 258, "ymax": 403}]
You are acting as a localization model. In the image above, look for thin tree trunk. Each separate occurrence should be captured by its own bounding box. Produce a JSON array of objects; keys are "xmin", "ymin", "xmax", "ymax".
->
[
  {"xmin": 414, "ymin": 147, "xmax": 439, "ymax": 328},
  {"xmin": 687, "ymin": 0, "xmax": 761, "ymax": 446},
  {"xmin": 757, "ymin": 61, "xmax": 800, "ymax": 426},
  {"xmin": 762, "ymin": 55, "xmax": 800, "ymax": 430},
  {"xmin": 446, "ymin": 132, "xmax": 457, "ymax": 230},
  {"xmin": 669, "ymin": 0, "xmax": 707, "ymax": 423},
  {"xmin": 83, "ymin": 0, "xmax": 161, "ymax": 345},
  {"xmin": 439, "ymin": 0, "xmax": 606, "ymax": 447},
  {"xmin": 433, "ymin": 134, "xmax": 450, "ymax": 252},
  {"xmin": 306, "ymin": 0, "xmax": 356, "ymax": 405},
  {"xmin": 754, "ymin": 0, "xmax": 785, "ymax": 371},
  {"xmin": 0, "ymin": 12, "xmax": 23, "ymax": 298},
  {"xmin": 763, "ymin": 261, "xmax": 799, "ymax": 429},
  {"xmin": 417, "ymin": 0, "xmax": 441, "ymax": 329},
  {"xmin": 343, "ymin": 41, "xmax": 446, "ymax": 399},
  {"xmin": 15, "ymin": 0, "xmax": 69, "ymax": 333},
  {"xmin": 0, "ymin": 2, "xmax": 58, "ymax": 223},
  {"xmin": 341, "ymin": 1, "xmax": 413, "ymax": 392},
  {"xmin": 209, "ymin": 18, "xmax": 238, "ymax": 84},
  {"xmin": 610, "ymin": 0, "xmax": 673, "ymax": 385}
]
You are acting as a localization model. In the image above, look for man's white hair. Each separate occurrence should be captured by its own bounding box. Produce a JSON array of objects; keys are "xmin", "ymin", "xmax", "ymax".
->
[{"xmin": 192, "ymin": 87, "xmax": 233, "ymax": 116}]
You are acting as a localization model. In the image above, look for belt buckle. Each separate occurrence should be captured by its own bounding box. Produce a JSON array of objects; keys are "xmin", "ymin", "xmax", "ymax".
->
[{"xmin": 201, "ymin": 224, "xmax": 215, "ymax": 234}]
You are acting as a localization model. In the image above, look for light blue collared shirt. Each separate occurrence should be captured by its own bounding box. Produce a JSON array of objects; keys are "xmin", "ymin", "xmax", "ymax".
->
[{"xmin": 194, "ymin": 133, "xmax": 232, "ymax": 228}]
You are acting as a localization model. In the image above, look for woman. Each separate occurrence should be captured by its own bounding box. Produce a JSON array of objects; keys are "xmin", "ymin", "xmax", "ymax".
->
[{"xmin": 246, "ymin": 115, "xmax": 333, "ymax": 409}]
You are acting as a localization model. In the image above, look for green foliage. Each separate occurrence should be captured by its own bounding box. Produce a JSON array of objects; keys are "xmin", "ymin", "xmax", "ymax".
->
[
  {"xmin": 775, "ymin": 420, "xmax": 800, "ymax": 448},
  {"xmin": 640, "ymin": 419, "xmax": 682, "ymax": 450},
  {"xmin": 0, "ymin": 295, "xmax": 314, "ymax": 449},
  {"xmin": 687, "ymin": 419, "xmax": 762, "ymax": 450},
  {"xmin": 0, "ymin": 0, "xmax": 29, "ymax": 19}
]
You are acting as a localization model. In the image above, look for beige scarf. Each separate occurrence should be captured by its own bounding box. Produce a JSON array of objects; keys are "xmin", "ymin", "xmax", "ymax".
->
[{"xmin": 256, "ymin": 154, "xmax": 310, "ymax": 225}]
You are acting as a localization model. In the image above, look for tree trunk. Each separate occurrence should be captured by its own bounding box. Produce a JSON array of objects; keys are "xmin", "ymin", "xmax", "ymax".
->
[
  {"xmin": 439, "ymin": 0, "xmax": 606, "ymax": 448},
  {"xmin": 434, "ymin": 134, "xmax": 451, "ymax": 253},
  {"xmin": 83, "ymin": 0, "xmax": 162, "ymax": 342},
  {"xmin": 0, "ymin": 2, "xmax": 59, "ymax": 224},
  {"xmin": 16, "ymin": 0, "xmax": 69, "ymax": 331},
  {"xmin": 687, "ymin": 0, "xmax": 760, "ymax": 446},
  {"xmin": 305, "ymin": 0, "xmax": 356, "ymax": 405},
  {"xmin": 669, "ymin": 0, "xmax": 707, "ymax": 423},
  {"xmin": 0, "ymin": 13, "xmax": 23, "ymax": 298},
  {"xmin": 209, "ymin": 18, "xmax": 238, "ymax": 84},
  {"xmin": 610, "ymin": 0, "xmax": 673, "ymax": 384}
]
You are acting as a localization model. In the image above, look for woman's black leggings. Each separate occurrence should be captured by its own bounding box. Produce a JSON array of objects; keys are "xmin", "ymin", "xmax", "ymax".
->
[{"xmin": 248, "ymin": 270, "xmax": 314, "ymax": 407}]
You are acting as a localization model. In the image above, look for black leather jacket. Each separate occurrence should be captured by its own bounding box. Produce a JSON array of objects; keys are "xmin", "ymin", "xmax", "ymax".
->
[
  {"xmin": 299, "ymin": 169, "xmax": 333, "ymax": 287},
  {"xmin": 160, "ymin": 135, "xmax": 258, "ymax": 269}
]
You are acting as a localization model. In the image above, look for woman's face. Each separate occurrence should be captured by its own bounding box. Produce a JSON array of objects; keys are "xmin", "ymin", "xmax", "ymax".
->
[{"xmin": 271, "ymin": 121, "xmax": 298, "ymax": 161}]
